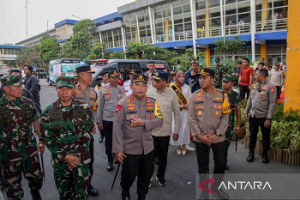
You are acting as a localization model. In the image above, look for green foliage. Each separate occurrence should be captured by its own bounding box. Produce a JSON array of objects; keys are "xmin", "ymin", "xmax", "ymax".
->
[
  {"xmin": 62, "ymin": 41, "xmax": 75, "ymax": 58},
  {"xmin": 213, "ymin": 36, "xmax": 246, "ymax": 57},
  {"xmin": 109, "ymin": 51, "xmax": 126, "ymax": 59},
  {"xmin": 89, "ymin": 43, "xmax": 110, "ymax": 60},
  {"xmin": 39, "ymin": 37, "xmax": 61, "ymax": 65},
  {"xmin": 178, "ymin": 48, "xmax": 204, "ymax": 72},
  {"xmin": 126, "ymin": 42, "xmax": 145, "ymax": 58},
  {"xmin": 3, "ymin": 60, "xmax": 17, "ymax": 68},
  {"xmin": 15, "ymin": 46, "xmax": 43, "ymax": 67},
  {"xmin": 272, "ymin": 103, "xmax": 284, "ymax": 122},
  {"xmin": 71, "ymin": 19, "xmax": 96, "ymax": 59}
]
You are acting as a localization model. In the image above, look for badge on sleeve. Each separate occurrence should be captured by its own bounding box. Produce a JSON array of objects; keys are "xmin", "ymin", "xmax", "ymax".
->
[
  {"xmin": 115, "ymin": 104, "xmax": 123, "ymax": 114},
  {"xmin": 270, "ymin": 86, "xmax": 275, "ymax": 93}
]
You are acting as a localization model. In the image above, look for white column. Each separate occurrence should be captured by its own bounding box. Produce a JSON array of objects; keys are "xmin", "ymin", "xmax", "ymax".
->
[
  {"xmin": 250, "ymin": 0, "xmax": 256, "ymax": 63},
  {"xmin": 99, "ymin": 32, "xmax": 102, "ymax": 43},
  {"xmin": 111, "ymin": 30, "xmax": 115, "ymax": 48},
  {"xmin": 136, "ymin": 13, "xmax": 140, "ymax": 43},
  {"xmin": 190, "ymin": 0, "xmax": 197, "ymax": 58},
  {"xmin": 170, "ymin": 3, "xmax": 175, "ymax": 41},
  {"xmin": 148, "ymin": 6, "xmax": 155, "ymax": 44},
  {"xmin": 220, "ymin": 0, "xmax": 225, "ymax": 37},
  {"xmin": 121, "ymin": 26, "xmax": 127, "ymax": 59}
]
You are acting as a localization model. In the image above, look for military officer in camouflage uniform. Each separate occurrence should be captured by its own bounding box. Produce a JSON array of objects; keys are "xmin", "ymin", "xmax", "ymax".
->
[
  {"xmin": 41, "ymin": 76, "xmax": 94, "ymax": 200},
  {"xmin": 0, "ymin": 75, "xmax": 43, "ymax": 200},
  {"xmin": 222, "ymin": 75, "xmax": 241, "ymax": 170},
  {"xmin": 188, "ymin": 68, "xmax": 231, "ymax": 200},
  {"xmin": 213, "ymin": 58, "xmax": 225, "ymax": 89},
  {"xmin": 113, "ymin": 74, "xmax": 163, "ymax": 200},
  {"xmin": 96, "ymin": 70, "xmax": 125, "ymax": 171},
  {"xmin": 245, "ymin": 69, "xmax": 277, "ymax": 164},
  {"xmin": 73, "ymin": 65, "xmax": 98, "ymax": 196}
]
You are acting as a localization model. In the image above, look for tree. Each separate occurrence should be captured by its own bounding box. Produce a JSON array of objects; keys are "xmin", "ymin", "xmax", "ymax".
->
[
  {"xmin": 15, "ymin": 47, "xmax": 43, "ymax": 67},
  {"xmin": 3, "ymin": 60, "xmax": 17, "ymax": 68},
  {"xmin": 39, "ymin": 37, "xmax": 61, "ymax": 66},
  {"xmin": 213, "ymin": 36, "xmax": 246, "ymax": 60},
  {"xmin": 88, "ymin": 43, "xmax": 110, "ymax": 60},
  {"xmin": 109, "ymin": 51, "xmax": 126, "ymax": 59},
  {"xmin": 71, "ymin": 19, "xmax": 96, "ymax": 59},
  {"xmin": 62, "ymin": 41, "xmax": 75, "ymax": 58},
  {"xmin": 178, "ymin": 48, "xmax": 204, "ymax": 71}
]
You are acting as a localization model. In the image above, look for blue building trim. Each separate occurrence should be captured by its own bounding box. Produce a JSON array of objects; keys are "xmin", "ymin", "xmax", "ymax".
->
[
  {"xmin": 255, "ymin": 30, "xmax": 287, "ymax": 41},
  {"xmin": 107, "ymin": 47, "xmax": 124, "ymax": 52},
  {"xmin": 56, "ymin": 39, "xmax": 66, "ymax": 43},
  {"xmin": 55, "ymin": 19, "xmax": 79, "ymax": 28},
  {"xmin": 94, "ymin": 12, "xmax": 122, "ymax": 26},
  {"xmin": 0, "ymin": 45, "xmax": 25, "ymax": 49},
  {"xmin": 155, "ymin": 40, "xmax": 194, "ymax": 48}
]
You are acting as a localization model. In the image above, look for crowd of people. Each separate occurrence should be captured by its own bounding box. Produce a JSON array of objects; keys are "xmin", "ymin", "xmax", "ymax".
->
[{"xmin": 0, "ymin": 58, "xmax": 286, "ymax": 200}]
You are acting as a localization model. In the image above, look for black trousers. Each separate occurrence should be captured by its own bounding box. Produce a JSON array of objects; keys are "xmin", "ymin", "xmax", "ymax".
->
[
  {"xmin": 249, "ymin": 117, "xmax": 271, "ymax": 152},
  {"xmin": 121, "ymin": 151, "xmax": 154, "ymax": 196},
  {"xmin": 239, "ymin": 84, "xmax": 250, "ymax": 100},
  {"xmin": 152, "ymin": 136, "xmax": 170, "ymax": 180},
  {"xmin": 89, "ymin": 136, "xmax": 94, "ymax": 182},
  {"xmin": 33, "ymin": 94, "xmax": 42, "ymax": 114},
  {"xmin": 195, "ymin": 141, "xmax": 227, "ymax": 174},
  {"xmin": 103, "ymin": 120, "xmax": 113, "ymax": 161},
  {"xmin": 276, "ymin": 86, "xmax": 281, "ymax": 99}
]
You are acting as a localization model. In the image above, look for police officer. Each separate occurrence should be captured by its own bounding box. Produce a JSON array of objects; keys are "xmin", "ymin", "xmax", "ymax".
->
[
  {"xmin": 113, "ymin": 74, "xmax": 163, "ymax": 200},
  {"xmin": 96, "ymin": 70, "xmax": 125, "ymax": 171},
  {"xmin": 73, "ymin": 65, "xmax": 99, "ymax": 196},
  {"xmin": 188, "ymin": 68, "xmax": 231, "ymax": 200},
  {"xmin": 222, "ymin": 75, "xmax": 241, "ymax": 170},
  {"xmin": 245, "ymin": 69, "xmax": 277, "ymax": 164},
  {"xmin": 41, "ymin": 76, "xmax": 94, "ymax": 200},
  {"xmin": 123, "ymin": 69, "xmax": 136, "ymax": 96},
  {"xmin": 213, "ymin": 58, "xmax": 225, "ymax": 89},
  {"xmin": 0, "ymin": 75, "xmax": 44, "ymax": 200}
]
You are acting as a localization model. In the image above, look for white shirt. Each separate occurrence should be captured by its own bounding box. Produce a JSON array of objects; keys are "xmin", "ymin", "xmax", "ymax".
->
[
  {"xmin": 269, "ymin": 70, "xmax": 284, "ymax": 86},
  {"xmin": 123, "ymin": 80, "xmax": 132, "ymax": 96}
]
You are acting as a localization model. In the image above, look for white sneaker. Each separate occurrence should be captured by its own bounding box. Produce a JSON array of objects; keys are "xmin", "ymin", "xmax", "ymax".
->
[
  {"xmin": 176, "ymin": 149, "xmax": 182, "ymax": 155},
  {"xmin": 182, "ymin": 149, "xmax": 187, "ymax": 155},
  {"xmin": 149, "ymin": 177, "xmax": 153, "ymax": 188},
  {"xmin": 186, "ymin": 145, "xmax": 195, "ymax": 151}
]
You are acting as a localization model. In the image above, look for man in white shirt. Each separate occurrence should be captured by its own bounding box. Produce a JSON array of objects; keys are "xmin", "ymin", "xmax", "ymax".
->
[
  {"xmin": 146, "ymin": 61, "xmax": 156, "ymax": 85},
  {"xmin": 269, "ymin": 63, "xmax": 284, "ymax": 100},
  {"xmin": 123, "ymin": 69, "xmax": 136, "ymax": 96}
]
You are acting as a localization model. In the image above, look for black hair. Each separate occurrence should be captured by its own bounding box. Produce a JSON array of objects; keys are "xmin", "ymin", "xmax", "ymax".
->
[
  {"xmin": 237, "ymin": 61, "xmax": 242, "ymax": 65},
  {"xmin": 24, "ymin": 65, "xmax": 33, "ymax": 72},
  {"xmin": 101, "ymin": 70, "xmax": 109, "ymax": 76},
  {"xmin": 259, "ymin": 68, "xmax": 268, "ymax": 77},
  {"xmin": 9, "ymin": 69, "xmax": 21, "ymax": 75},
  {"xmin": 259, "ymin": 62, "xmax": 265, "ymax": 66},
  {"xmin": 149, "ymin": 61, "xmax": 155, "ymax": 64},
  {"xmin": 243, "ymin": 58, "xmax": 250, "ymax": 63}
]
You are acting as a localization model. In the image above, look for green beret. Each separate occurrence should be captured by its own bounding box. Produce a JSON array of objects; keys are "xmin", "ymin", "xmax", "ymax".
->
[
  {"xmin": 222, "ymin": 74, "xmax": 234, "ymax": 82},
  {"xmin": 0, "ymin": 75, "xmax": 22, "ymax": 86},
  {"xmin": 56, "ymin": 76, "xmax": 75, "ymax": 88}
]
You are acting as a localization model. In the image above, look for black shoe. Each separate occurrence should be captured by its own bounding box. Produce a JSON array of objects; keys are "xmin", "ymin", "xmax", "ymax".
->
[
  {"xmin": 225, "ymin": 164, "xmax": 229, "ymax": 170},
  {"xmin": 88, "ymin": 184, "xmax": 99, "ymax": 196},
  {"xmin": 262, "ymin": 151, "xmax": 270, "ymax": 164},
  {"xmin": 215, "ymin": 188, "xmax": 229, "ymax": 200},
  {"xmin": 122, "ymin": 188, "xmax": 130, "ymax": 200},
  {"xmin": 247, "ymin": 152, "xmax": 254, "ymax": 162},
  {"xmin": 137, "ymin": 194, "xmax": 146, "ymax": 200},
  {"xmin": 99, "ymin": 136, "xmax": 104, "ymax": 143},
  {"xmin": 107, "ymin": 161, "xmax": 114, "ymax": 171},
  {"xmin": 30, "ymin": 189, "xmax": 42, "ymax": 200},
  {"xmin": 156, "ymin": 176, "xmax": 167, "ymax": 186}
]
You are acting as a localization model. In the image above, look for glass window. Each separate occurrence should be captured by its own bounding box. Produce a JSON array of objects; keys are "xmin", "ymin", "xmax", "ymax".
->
[
  {"xmin": 183, "ymin": 4, "xmax": 191, "ymax": 13},
  {"xmin": 226, "ymin": 0, "xmax": 236, "ymax": 4},
  {"xmin": 173, "ymin": 6, "xmax": 182, "ymax": 15},
  {"xmin": 196, "ymin": 0, "xmax": 206, "ymax": 10},
  {"xmin": 210, "ymin": 0, "xmax": 220, "ymax": 7}
]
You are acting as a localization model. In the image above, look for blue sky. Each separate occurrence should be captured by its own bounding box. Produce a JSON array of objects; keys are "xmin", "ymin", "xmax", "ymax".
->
[{"xmin": 0, "ymin": 0, "xmax": 133, "ymax": 44}]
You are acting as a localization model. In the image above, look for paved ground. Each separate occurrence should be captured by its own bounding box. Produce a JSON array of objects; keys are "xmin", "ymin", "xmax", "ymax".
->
[{"xmin": 19, "ymin": 79, "xmax": 300, "ymax": 200}]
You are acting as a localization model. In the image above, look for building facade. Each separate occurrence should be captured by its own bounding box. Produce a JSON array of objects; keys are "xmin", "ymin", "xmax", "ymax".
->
[{"xmin": 14, "ymin": 0, "xmax": 288, "ymax": 65}]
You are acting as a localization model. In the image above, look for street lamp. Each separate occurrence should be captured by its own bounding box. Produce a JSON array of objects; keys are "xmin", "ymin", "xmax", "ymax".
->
[{"xmin": 72, "ymin": 14, "xmax": 82, "ymax": 20}]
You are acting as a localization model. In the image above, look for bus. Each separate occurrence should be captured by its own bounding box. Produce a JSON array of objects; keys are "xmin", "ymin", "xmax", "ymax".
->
[{"xmin": 47, "ymin": 58, "xmax": 83, "ymax": 86}]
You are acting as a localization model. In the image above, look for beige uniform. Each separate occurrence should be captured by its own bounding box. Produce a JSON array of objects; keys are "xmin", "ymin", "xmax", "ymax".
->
[
  {"xmin": 245, "ymin": 82, "xmax": 277, "ymax": 119},
  {"xmin": 112, "ymin": 95, "xmax": 163, "ymax": 155},
  {"xmin": 188, "ymin": 88, "xmax": 231, "ymax": 143},
  {"xmin": 73, "ymin": 84, "xmax": 98, "ymax": 117}
]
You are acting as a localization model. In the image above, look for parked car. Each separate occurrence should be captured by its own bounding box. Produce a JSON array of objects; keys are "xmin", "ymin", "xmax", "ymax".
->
[
  {"xmin": 91, "ymin": 59, "xmax": 170, "ymax": 87},
  {"xmin": 34, "ymin": 68, "xmax": 47, "ymax": 79}
]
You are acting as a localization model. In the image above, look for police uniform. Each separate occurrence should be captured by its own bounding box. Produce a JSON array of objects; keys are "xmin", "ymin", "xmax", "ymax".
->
[
  {"xmin": 113, "ymin": 74, "xmax": 163, "ymax": 200},
  {"xmin": 0, "ymin": 75, "xmax": 43, "ymax": 200},
  {"xmin": 188, "ymin": 68, "xmax": 231, "ymax": 199},
  {"xmin": 73, "ymin": 65, "xmax": 99, "ymax": 196},
  {"xmin": 123, "ymin": 69, "xmax": 137, "ymax": 96},
  {"xmin": 245, "ymin": 79, "xmax": 277, "ymax": 163},
  {"xmin": 41, "ymin": 77, "xmax": 94, "ymax": 200},
  {"xmin": 96, "ymin": 70, "xmax": 125, "ymax": 171}
]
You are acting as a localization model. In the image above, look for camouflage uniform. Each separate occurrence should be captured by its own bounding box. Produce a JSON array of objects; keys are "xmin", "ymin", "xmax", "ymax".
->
[
  {"xmin": 0, "ymin": 75, "xmax": 43, "ymax": 200},
  {"xmin": 213, "ymin": 66, "xmax": 225, "ymax": 89},
  {"xmin": 41, "ymin": 77, "xmax": 94, "ymax": 200},
  {"xmin": 225, "ymin": 90, "xmax": 241, "ymax": 151}
]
